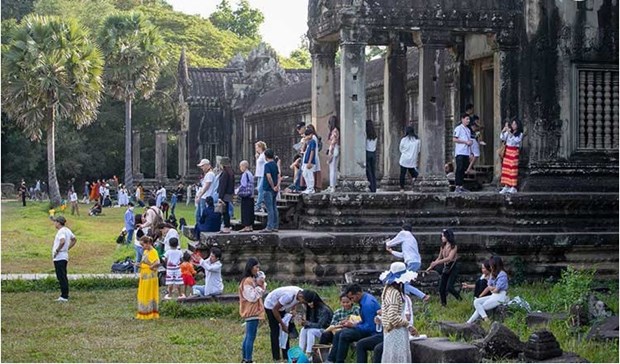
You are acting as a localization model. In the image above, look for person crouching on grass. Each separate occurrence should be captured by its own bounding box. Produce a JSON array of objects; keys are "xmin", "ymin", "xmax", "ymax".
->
[
  {"xmin": 163, "ymin": 237, "xmax": 183, "ymax": 299},
  {"xmin": 180, "ymin": 252, "xmax": 197, "ymax": 298}
]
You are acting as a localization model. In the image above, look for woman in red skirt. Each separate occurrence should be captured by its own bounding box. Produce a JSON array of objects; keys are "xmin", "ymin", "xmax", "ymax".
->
[{"xmin": 499, "ymin": 118, "xmax": 523, "ymax": 194}]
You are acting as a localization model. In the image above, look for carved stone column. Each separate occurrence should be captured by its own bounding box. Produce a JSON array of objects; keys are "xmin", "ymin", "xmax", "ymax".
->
[
  {"xmin": 380, "ymin": 34, "xmax": 408, "ymax": 191},
  {"xmin": 178, "ymin": 130, "xmax": 188, "ymax": 178},
  {"xmin": 414, "ymin": 31, "xmax": 451, "ymax": 192},
  {"xmin": 310, "ymin": 40, "xmax": 338, "ymax": 189},
  {"xmin": 132, "ymin": 130, "xmax": 143, "ymax": 180},
  {"xmin": 155, "ymin": 130, "xmax": 168, "ymax": 181},
  {"xmin": 339, "ymin": 26, "xmax": 371, "ymax": 192}
]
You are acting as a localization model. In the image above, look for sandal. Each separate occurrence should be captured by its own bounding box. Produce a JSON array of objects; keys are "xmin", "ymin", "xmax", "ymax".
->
[{"xmin": 239, "ymin": 227, "xmax": 253, "ymax": 232}]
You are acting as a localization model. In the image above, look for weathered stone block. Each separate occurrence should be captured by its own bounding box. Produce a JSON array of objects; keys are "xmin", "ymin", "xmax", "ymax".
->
[
  {"xmin": 526, "ymin": 312, "xmax": 568, "ymax": 328},
  {"xmin": 523, "ymin": 330, "xmax": 562, "ymax": 360},
  {"xmin": 410, "ymin": 337, "xmax": 480, "ymax": 363},
  {"xmin": 585, "ymin": 315, "xmax": 619, "ymax": 341},
  {"xmin": 438, "ymin": 321, "xmax": 487, "ymax": 341},
  {"xmin": 480, "ymin": 322, "xmax": 525, "ymax": 359}
]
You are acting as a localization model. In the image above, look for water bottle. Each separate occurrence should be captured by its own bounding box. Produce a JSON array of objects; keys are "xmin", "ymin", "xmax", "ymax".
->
[{"xmin": 375, "ymin": 315, "xmax": 383, "ymax": 333}]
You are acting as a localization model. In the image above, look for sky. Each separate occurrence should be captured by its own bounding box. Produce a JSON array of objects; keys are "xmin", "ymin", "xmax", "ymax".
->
[{"xmin": 166, "ymin": 0, "xmax": 308, "ymax": 56}]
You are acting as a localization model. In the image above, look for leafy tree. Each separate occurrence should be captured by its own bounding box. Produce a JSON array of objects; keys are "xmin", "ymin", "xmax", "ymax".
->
[
  {"xmin": 33, "ymin": 0, "xmax": 116, "ymax": 37},
  {"xmin": 1, "ymin": 15, "xmax": 104, "ymax": 206},
  {"xmin": 1, "ymin": 0, "xmax": 35, "ymax": 20},
  {"xmin": 209, "ymin": 0, "xmax": 264, "ymax": 39},
  {"xmin": 99, "ymin": 11, "xmax": 166, "ymax": 191}
]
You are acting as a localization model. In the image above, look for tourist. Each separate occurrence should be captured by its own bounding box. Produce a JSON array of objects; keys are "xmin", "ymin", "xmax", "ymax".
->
[
  {"xmin": 327, "ymin": 284, "xmax": 380, "ymax": 363},
  {"xmin": 69, "ymin": 189, "xmax": 79, "ymax": 216},
  {"xmin": 499, "ymin": 118, "xmax": 523, "ymax": 194},
  {"xmin": 263, "ymin": 286, "xmax": 305, "ymax": 361},
  {"xmin": 467, "ymin": 256, "xmax": 509, "ymax": 323},
  {"xmin": 180, "ymin": 252, "xmax": 196, "ymax": 298},
  {"xmin": 426, "ymin": 228, "xmax": 462, "ymax": 306},
  {"xmin": 290, "ymin": 122, "xmax": 307, "ymax": 192},
  {"xmin": 186, "ymin": 182, "xmax": 193, "ymax": 206},
  {"xmin": 366, "ymin": 119, "xmax": 378, "ymax": 192},
  {"xmin": 18, "ymin": 181, "xmax": 27, "ymax": 206},
  {"xmin": 102, "ymin": 184, "xmax": 111, "ymax": 207},
  {"xmin": 155, "ymin": 185, "xmax": 166, "ymax": 208},
  {"xmin": 135, "ymin": 182, "xmax": 144, "ymax": 207},
  {"xmin": 195, "ymin": 196, "xmax": 222, "ymax": 237},
  {"xmin": 90, "ymin": 180, "xmax": 99, "ymax": 203},
  {"xmin": 379, "ymin": 262, "xmax": 416, "ymax": 363},
  {"xmin": 217, "ymin": 157, "xmax": 235, "ymax": 234},
  {"xmin": 159, "ymin": 222, "xmax": 179, "ymax": 252},
  {"xmin": 193, "ymin": 247, "xmax": 224, "ymax": 297},
  {"xmin": 445, "ymin": 162, "xmax": 455, "ymax": 181},
  {"xmin": 51, "ymin": 215, "xmax": 77, "ymax": 302},
  {"xmin": 319, "ymin": 293, "xmax": 360, "ymax": 345},
  {"xmin": 326, "ymin": 115, "xmax": 340, "ymax": 193},
  {"xmin": 461, "ymin": 259, "xmax": 491, "ymax": 299},
  {"xmin": 195, "ymin": 159, "xmax": 215, "ymax": 223},
  {"xmin": 399, "ymin": 125, "xmax": 420, "ymax": 192},
  {"xmin": 163, "ymin": 238, "xmax": 183, "ymax": 300},
  {"xmin": 238, "ymin": 160, "xmax": 255, "ymax": 232},
  {"xmin": 260, "ymin": 149, "xmax": 280, "ymax": 233},
  {"xmin": 385, "ymin": 223, "xmax": 430, "ymax": 302},
  {"xmin": 301, "ymin": 128, "xmax": 318, "ymax": 195},
  {"xmin": 306, "ymin": 124, "xmax": 323, "ymax": 191},
  {"xmin": 98, "ymin": 182, "xmax": 106, "ymax": 206},
  {"xmin": 239, "ymin": 257, "xmax": 266, "ymax": 363},
  {"xmin": 137, "ymin": 199, "xmax": 163, "ymax": 238},
  {"xmin": 89, "ymin": 202, "xmax": 102, "ymax": 216},
  {"xmin": 171, "ymin": 182, "xmax": 183, "ymax": 216},
  {"xmin": 124, "ymin": 202, "xmax": 135, "ymax": 245},
  {"xmin": 299, "ymin": 290, "xmax": 333, "ymax": 359},
  {"xmin": 254, "ymin": 141, "xmax": 267, "ymax": 212},
  {"xmin": 82, "ymin": 181, "xmax": 90, "ymax": 204},
  {"xmin": 453, "ymin": 113, "xmax": 473, "ymax": 193},
  {"xmin": 135, "ymin": 236, "xmax": 160, "ymax": 319},
  {"xmin": 117, "ymin": 184, "xmax": 129, "ymax": 206},
  {"xmin": 34, "ymin": 179, "xmax": 41, "ymax": 200},
  {"xmin": 354, "ymin": 312, "xmax": 383, "ymax": 363},
  {"xmin": 465, "ymin": 116, "xmax": 485, "ymax": 175}
]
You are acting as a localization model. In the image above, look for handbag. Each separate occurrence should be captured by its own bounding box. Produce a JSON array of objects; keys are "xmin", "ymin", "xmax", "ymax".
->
[
  {"xmin": 237, "ymin": 172, "xmax": 254, "ymax": 198},
  {"xmin": 497, "ymin": 141, "xmax": 506, "ymax": 160}
]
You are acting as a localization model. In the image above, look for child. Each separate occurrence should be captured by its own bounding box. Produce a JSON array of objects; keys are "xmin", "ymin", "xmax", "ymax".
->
[
  {"xmin": 163, "ymin": 237, "xmax": 183, "ymax": 300},
  {"xmin": 193, "ymin": 247, "xmax": 224, "ymax": 297},
  {"xmin": 180, "ymin": 252, "xmax": 196, "ymax": 298},
  {"xmin": 319, "ymin": 293, "xmax": 360, "ymax": 345}
]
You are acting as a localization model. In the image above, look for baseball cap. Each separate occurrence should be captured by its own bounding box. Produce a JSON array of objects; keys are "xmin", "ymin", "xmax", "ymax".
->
[{"xmin": 197, "ymin": 159, "xmax": 210, "ymax": 167}]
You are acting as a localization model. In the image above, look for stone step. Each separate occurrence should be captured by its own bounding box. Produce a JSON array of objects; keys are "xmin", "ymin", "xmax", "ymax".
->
[{"xmin": 410, "ymin": 337, "xmax": 480, "ymax": 363}]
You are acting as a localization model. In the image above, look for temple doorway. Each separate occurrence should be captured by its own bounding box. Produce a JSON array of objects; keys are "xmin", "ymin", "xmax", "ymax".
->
[{"xmin": 472, "ymin": 57, "xmax": 496, "ymax": 167}]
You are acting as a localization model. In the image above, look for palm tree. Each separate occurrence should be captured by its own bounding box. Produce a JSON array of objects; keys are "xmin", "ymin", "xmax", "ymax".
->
[
  {"xmin": 1, "ymin": 15, "xmax": 103, "ymax": 207},
  {"xmin": 99, "ymin": 12, "xmax": 165, "ymax": 192}
]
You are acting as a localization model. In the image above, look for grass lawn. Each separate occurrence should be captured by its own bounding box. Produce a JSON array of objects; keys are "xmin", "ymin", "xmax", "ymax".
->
[{"xmin": 1, "ymin": 200, "xmax": 207, "ymax": 274}]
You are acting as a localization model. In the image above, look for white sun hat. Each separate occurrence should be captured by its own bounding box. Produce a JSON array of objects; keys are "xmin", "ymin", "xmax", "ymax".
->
[{"xmin": 379, "ymin": 262, "xmax": 418, "ymax": 285}]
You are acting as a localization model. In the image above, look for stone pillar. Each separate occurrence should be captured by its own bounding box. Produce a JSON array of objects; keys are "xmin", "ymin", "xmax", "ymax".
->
[
  {"xmin": 414, "ymin": 32, "xmax": 451, "ymax": 192},
  {"xmin": 178, "ymin": 130, "xmax": 187, "ymax": 178},
  {"xmin": 310, "ymin": 40, "xmax": 338, "ymax": 189},
  {"xmin": 338, "ymin": 26, "xmax": 371, "ymax": 192},
  {"xmin": 381, "ymin": 34, "xmax": 408, "ymax": 190},
  {"xmin": 155, "ymin": 130, "xmax": 168, "ymax": 181},
  {"xmin": 132, "ymin": 130, "xmax": 143, "ymax": 180}
]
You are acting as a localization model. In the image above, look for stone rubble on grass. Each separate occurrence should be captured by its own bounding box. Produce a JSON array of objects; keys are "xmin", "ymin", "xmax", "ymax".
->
[{"xmin": 438, "ymin": 321, "xmax": 487, "ymax": 341}]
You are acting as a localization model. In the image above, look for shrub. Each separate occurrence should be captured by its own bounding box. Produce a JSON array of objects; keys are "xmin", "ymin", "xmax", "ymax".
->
[
  {"xmin": 160, "ymin": 300, "xmax": 238, "ymax": 319},
  {"xmin": 545, "ymin": 266, "xmax": 595, "ymax": 312}
]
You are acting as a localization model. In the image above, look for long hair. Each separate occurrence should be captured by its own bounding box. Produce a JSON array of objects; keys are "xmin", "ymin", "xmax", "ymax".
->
[
  {"xmin": 366, "ymin": 119, "xmax": 377, "ymax": 140},
  {"xmin": 511, "ymin": 118, "xmax": 523, "ymax": 138},
  {"xmin": 489, "ymin": 255, "xmax": 505, "ymax": 278},
  {"xmin": 441, "ymin": 228, "xmax": 456, "ymax": 248},
  {"xmin": 328, "ymin": 115, "xmax": 339, "ymax": 132},
  {"xmin": 404, "ymin": 125, "xmax": 418, "ymax": 139},
  {"xmin": 242, "ymin": 257, "xmax": 260, "ymax": 280}
]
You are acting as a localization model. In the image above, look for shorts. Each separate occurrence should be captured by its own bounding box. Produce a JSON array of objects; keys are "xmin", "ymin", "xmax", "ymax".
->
[
  {"xmin": 165, "ymin": 266, "xmax": 182, "ymax": 286},
  {"xmin": 182, "ymin": 273, "xmax": 196, "ymax": 286}
]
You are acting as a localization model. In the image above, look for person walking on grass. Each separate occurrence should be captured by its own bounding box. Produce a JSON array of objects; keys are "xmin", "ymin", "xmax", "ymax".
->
[
  {"xmin": 69, "ymin": 189, "xmax": 79, "ymax": 216},
  {"xmin": 261, "ymin": 149, "xmax": 280, "ymax": 233},
  {"xmin": 163, "ymin": 238, "xmax": 183, "ymax": 300},
  {"xmin": 124, "ymin": 202, "xmax": 135, "ymax": 245},
  {"xmin": 239, "ymin": 257, "xmax": 266, "ymax": 363},
  {"xmin": 51, "ymin": 215, "xmax": 77, "ymax": 302},
  {"xmin": 426, "ymin": 228, "xmax": 462, "ymax": 307}
]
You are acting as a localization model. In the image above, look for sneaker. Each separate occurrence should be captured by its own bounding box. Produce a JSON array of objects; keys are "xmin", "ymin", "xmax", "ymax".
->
[
  {"xmin": 508, "ymin": 187, "xmax": 518, "ymax": 194},
  {"xmin": 163, "ymin": 294, "xmax": 171, "ymax": 300},
  {"xmin": 499, "ymin": 186, "xmax": 510, "ymax": 194},
  {"xmin": 325, "ymin": 186, "xmax": 335, "ymax": 193},
  {"xmin": 56, "ymin": 297, "xmax": 68, "ymax": 302},
  {"xmin": 301, "ymin": 188, "xmax": 315, "ymax": 194}
]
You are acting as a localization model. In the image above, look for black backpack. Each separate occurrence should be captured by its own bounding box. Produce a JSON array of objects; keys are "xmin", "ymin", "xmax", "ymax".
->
[{"xmin": 111, "ymin": 257, "xmax": 134, "ymax": 274}]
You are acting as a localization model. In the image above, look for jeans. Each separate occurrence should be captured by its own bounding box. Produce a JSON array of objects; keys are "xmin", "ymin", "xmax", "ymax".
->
[
  {"xmin": 266, "ymin": 309, "xmax": 290, "ymax": 360},
  {"xmin": 328, "ymin": 328, "xmax": 369, "ymax": 363},
  {"xmin": 242, "ymin": 319, "xmax": 259, "ymax": 361},
  {"xmin": 399, "ymin": 166, "xmax": 419, "ymax": 189},
  {"xmin": 355, "ymin": 333, "xmax": 383, "ymax": 363},
  {"xmin": 439, "ymin": 261, "xmax": 462, "ymax": 306},
  {"xmin": 134, "ymin": 244, "xmax": 144, "ymax": 273},
  {"xmin": 255, "ymin": 177, "xmax": 264, "ymax": 210},
  {"xmin": 455, "ymin": 154, "xmax": 469, "ymax": 187},
  {"xmin": 403, "ymin": 261, "xmax": 426, "ymax": 299},
  {"xmin": 329, "ymin": 146, "xmax": 339, "ymax": 188},
  {"xmin": 366, "ymin": 151, "xmax": 377, "ymax": 192},
  {"xmin": 126, "ymin": 229, "xmax": 134, "ymax": 245},
  {"xmin": 263, "ymin": 190, "xmax": 279, "ymax": 230},
  {"xmin": 293, "ymin": 167, "xmax": 303, "ymax": 190},
  {"xmin": 195, "ymin": 198, "xmax": 206, "ymax": 225},
  {"xmin": 54, "ymin": 259, "xmax": 69, "ymax": 299},
  {"xmin": 299, "ymin": 327, "xmax": 323, "ymax": 353}
]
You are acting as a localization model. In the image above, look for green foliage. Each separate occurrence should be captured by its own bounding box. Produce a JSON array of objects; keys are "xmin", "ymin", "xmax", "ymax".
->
[
  {"xmin": 1, "ymin": 0, "xmax": 35, "ymax": 20},
  {"xmin": 33, "ymin": 0, "xmax": 116, "ymax": 37},
  {"xmin": 160, "ymin": 300, "xmax": 238, "ymax": 319},
  {"xmin": 209, "ymin": 0, "xmax": 264, "ymax": 40},
  {"xmin": 510, "ymin": 256, "xmax": 527, "ymax": 286},
  {"xmin": 1, "ymin": 276, "xmax": 137, "ymax": 293},
  {"xmin": 546, "ymin": 266, "xmax": 595, "ymax": 312}
]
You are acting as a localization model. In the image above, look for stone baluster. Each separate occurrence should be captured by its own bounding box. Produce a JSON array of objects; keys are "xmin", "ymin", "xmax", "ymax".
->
[
  {"xmin": 613, "ymin": 73, "xmax": 619, "ymax": 149},
  {"xmin": 338, "ymin": 26, "xmax": 371, "ymax": 191},
  {"xmin": 381, "ymin": 33, "xmax": 408, "ymax": 190},
  {"xmin": 586, "ymin": 71, "xmax": 595, "ymax": 149},
  {"xmin": 132, "ymin": 130, "xmax": 143, "ymax": 180},
  {"xmin": 578, "ymin": 71, "xmax": 586, "ymax": 149},
  {"xmin": 595, "ymin": 72, "xmax": 603, "ymax": 149},
  {"xmin": 603, "ymin": 72, "xmax": 612, "ymax": 149},
  {"xmin": 155, "ymin": 130, "xmax": 168, "ymax": 180}
]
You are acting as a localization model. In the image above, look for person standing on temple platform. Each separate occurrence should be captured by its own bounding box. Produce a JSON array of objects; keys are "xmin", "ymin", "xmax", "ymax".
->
[
  {"xmin": 260, "ymin": 149, "xmax": 280, "ymax": 233},
  {"xmin": 326, "ymin": 115, "xmax": 340, "ymax": 193},
  {"xmin": 465, "ymin": 116, "xmax": 485, "ymax": 175},
  {"xmin": 217, "ymin": 157, "xmax": 235, "ymax": 234},
  {"xmin": 453, "ymin": 113, "xmax": 473, "ymax": 193},
  {"xmin": 254, "ymin": 141, "xmax": 267, "ymax": 212},
  {"xmin": 499, "ymin": 118, "xmax": 523, "ymax": 194},
  {"xmin": 301, "ymin": 128, "xmax": 318, "ymax": 195},
  {"xmin": 399, "ymin": 126, "xmax": 420, "ymax": 193},
  {"xmin": 306, "ymin": 124, "xmax": 323, "ymax": 191},
  {"xmin": 289, "ymin": 122, "xmax": 307, "ymax": 192},
  {"xmin": 366, "ymin": 119, "xmax": 378, "ymax": 193},
  {"xmin": 238, "ymin": 160, "xmax": 255, "ymax": 232},
  {"xmin": 195, "ymin": 159, "xmax": 215, "ymax": 223}
]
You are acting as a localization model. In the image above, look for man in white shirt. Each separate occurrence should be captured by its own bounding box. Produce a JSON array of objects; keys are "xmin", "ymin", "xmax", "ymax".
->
[
  {"xmin": 195, "ymin": 159, "xmax": 215, "ymax": 223},
  {"xmin": 453, "ymin": 113, "xmax": 473, "ymax": 193},
  {"xmin": 159, "ymin": 223, "xmax": 179, "ymax": 252},
  {"xmin": 264, "ymin": 286, "xmax": 306, "ymax": 361},
  {"xmin": 193, "ymin": 247, "xmax": 224, "ymax": 297},
  {"xmin": 385, "ymin": 223, "xmax": 430, "ymax": 302},
  {"xmin": 51, "ymin": 216, "xmax": 76, "ymax": 302}
]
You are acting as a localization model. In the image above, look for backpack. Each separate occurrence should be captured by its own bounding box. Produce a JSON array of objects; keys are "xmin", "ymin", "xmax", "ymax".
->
[
  {"xmin": 287, "ymin": 346, "xmax": 310, "ymax": 363},
  {"xmin": 111, "ymin": 257, "xmax": 134, "ymax": 274}
]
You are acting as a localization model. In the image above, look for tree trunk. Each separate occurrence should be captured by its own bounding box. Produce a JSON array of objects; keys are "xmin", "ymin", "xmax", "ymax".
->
[
  {"xmin": 47, "ymin": 109, "xmax": 62, "ymax": 207},
  {"xmin": 124, "ymin": 97, "xmax": 133, "ymax": 191}
]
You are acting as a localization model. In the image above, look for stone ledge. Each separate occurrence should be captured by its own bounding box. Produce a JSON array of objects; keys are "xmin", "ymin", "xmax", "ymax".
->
[{"xmin": 411, "ymin": 337, "xmax": 480, "ymax": 363}]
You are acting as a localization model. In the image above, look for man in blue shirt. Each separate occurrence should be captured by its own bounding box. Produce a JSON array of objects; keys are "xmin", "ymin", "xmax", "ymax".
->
[
  {"xmin": 301, "ymin": 128, "xmax": 317, "ymax": 194},
  {"xmin": 124, "ymin": 202, "xmax": 135, "ymax": 245},
  {"xmin": 328, "ymin": 284, "xmax": 381, "ymax": 363},
  {"xmin": 261, "ymin": 149, "xmax": 280, "ymax": 232}
]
